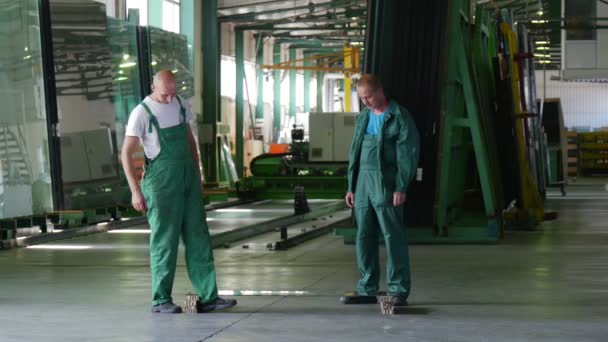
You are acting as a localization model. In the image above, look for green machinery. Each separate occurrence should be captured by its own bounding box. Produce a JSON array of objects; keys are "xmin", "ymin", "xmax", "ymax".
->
[{"xmin": 242, "ymin": 120, "xmax": 352, "ymax": 200}]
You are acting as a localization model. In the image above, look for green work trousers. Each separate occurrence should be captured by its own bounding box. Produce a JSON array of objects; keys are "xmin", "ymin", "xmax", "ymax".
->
[{"xmin": 354, "ymin": 135, "xmax": 411, "ymax": 296}]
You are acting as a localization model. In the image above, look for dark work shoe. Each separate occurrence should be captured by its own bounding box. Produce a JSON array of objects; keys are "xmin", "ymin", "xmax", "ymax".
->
[
  {"xmin": 151, "ymin": 301, "xmax": 182, "ymax": 313},
  {"xmin": 391, "ymin": 296, "xmax": 408, "ymax": 307},
  {"xmin": 197, "ymin": 297, "xmax": 237, "ymax": 313}
]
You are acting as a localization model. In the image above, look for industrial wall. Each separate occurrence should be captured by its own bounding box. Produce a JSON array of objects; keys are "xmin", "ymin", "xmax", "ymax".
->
[{"xmin": 536, "ymin": 70, "xmax": 608, "ymax": 130}]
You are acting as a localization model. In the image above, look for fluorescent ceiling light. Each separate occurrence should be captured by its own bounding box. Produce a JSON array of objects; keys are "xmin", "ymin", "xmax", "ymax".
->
[
  {"xmin": 536, "ymin": 41, "xmax": 549, "ymax": 45},
  {"xmin": 119, "ymin": 62, "xmax": 137, "ymax": 68}
]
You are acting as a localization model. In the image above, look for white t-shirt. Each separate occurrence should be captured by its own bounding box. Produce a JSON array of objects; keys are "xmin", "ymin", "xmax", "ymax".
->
[{"xmin": 125, "ymin": 96, "xmax": 194, "ymax": 159}]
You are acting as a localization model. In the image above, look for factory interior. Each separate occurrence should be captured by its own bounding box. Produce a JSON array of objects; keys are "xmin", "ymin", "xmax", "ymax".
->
[{"xmin": 1, "ymin": 0, "xmax": 608, "ymax": 341}]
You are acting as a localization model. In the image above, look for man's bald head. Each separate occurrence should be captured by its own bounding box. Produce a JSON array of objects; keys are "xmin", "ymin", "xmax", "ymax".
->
[{"xmin": 151, "ymin": 70, "xmax": 177, "ymax": 104}]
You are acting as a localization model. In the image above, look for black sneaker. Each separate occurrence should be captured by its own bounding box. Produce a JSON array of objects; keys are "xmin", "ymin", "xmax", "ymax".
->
[
  {"xmin": 151, "ymin": 301, "xmax": 182, "ymax": 313},
  {"xmin": 391, "ymin": 295, "xmax": 408, "ymax": 307},
  {"xmin": 196, "ymin": 297, "xmax": 237, "ymax": 313}
]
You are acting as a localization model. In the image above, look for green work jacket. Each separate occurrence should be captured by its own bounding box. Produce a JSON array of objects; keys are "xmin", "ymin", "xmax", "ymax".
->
[{"xmin": 347, "ymin": 99, "xmax": 420, "ymax": 193}]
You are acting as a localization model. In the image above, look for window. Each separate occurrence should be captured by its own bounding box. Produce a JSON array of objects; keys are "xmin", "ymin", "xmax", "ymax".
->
[
  {"xmin": 162, "ymin": 0, "xmax": 180, "ymax": 34},
  {"xmin": 126, "ymin": 0, "xmax": 148, "ymax": 26},
  {"xmin": 565, "ymin": 0, "xmax": 597, "ymax": 40}
]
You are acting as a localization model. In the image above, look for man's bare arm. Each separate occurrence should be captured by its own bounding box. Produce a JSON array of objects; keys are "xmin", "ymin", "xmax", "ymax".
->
[{"xmin": 121, "ymin": 136, "xmax": 147, "ymax": 212}]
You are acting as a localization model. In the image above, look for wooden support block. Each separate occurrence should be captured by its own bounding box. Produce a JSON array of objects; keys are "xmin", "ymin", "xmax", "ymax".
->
[
  {"xmin": 184, "ymin": 294, "xmax": 199, "ymax": 314},
  {"xmin": 378, "ymin": 296, "xmax": 395, "ymax": 315}
]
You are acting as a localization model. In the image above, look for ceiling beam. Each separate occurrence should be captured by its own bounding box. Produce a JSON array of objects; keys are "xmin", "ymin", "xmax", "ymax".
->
[{"xmin": 219, "ymin": 0, "xmax": 365, "ymax": 21}]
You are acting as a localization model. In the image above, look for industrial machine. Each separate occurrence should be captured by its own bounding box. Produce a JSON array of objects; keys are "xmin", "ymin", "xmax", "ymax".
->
[{"xmin": 243, "ymin": 112, "xmax": 357, "ymax": 199}]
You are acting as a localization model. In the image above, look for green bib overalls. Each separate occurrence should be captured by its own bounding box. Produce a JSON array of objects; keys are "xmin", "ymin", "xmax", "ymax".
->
[{"xmin": 140, "ymin": 98, "xmax": 218, "ymax": 305}]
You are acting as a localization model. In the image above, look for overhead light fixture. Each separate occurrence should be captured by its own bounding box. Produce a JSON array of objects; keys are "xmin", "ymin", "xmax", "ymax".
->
[
  {"xmin": 182, "ymin": 86, "xmax": 187, "ymax": 90},
  {"xmin": 537, "ymin": 10, "xmax": 544, "ymax": 16},
  {"xmin": 172, "ymin": 69, "xmax": 178, "ymax": 73},
  {"xmin": 115, "ymin": 76, "xmax": 129, "ymax": 81},
  {"xmin": 531, "ymin": 20, "xmax": 548, "ymax": 24},
  {"xmin": 534, "ymin": 53, "xmax": 551, "ymax": 58},
  {"xmin": 536, "ymin": 46, "xmax": 550, "ymax": 50},
  {"xmin": 536, "ymin": 41, "xmax": 549, "ymax": 45},
  {"xmin": 538, "ymin": 60, "xmax": 551, "ymax": 64},
  {"xmin": 123, "ymin": 54, "xmax": 130, "ymax": 60},
  {"xmin": 119, "ymin": 62, "xmax": 136, "ymax": 68},
  {"xmin": 151, "ymin": 61, "xmax": 158, "ymax": 66},
  {"xmin": 23, "ymin": 55, "xmax": 31, "ymax": 60},
  {"xmin": 24, "ymin": 46, "xmax": 28, "ymax": 51}
]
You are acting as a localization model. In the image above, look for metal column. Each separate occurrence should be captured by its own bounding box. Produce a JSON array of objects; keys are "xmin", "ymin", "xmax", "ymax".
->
[
  {"xmin": 235, "ymin": 29, "xmax": 244, "ymax": 177},
  {"xmin": 303, "ymin": 52, "xmax": 311, "ymax": 113},
  {"xmin": 316, "ymin": 70, "xmax": 323, "ymax": 111},
  {"xmin": 273, "ymin": 41, "xmax": 281, "ymax": 139},
  {"xmin": 201, "ymin": 0, "xmax": 219, "ymax": 182},
  {"xmin": 289, "ymin": 46, "xmax": 296, "ymax": 117},
  {"xmin": 256, "ymin": 35, "xmax": 265, "ymax": 121}
]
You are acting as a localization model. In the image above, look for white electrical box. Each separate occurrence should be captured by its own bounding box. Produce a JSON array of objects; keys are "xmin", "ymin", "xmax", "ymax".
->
[
  {"xmin": 308, "ymin": 112, "xmax": 357, "ymax": 162},
  {"xmin": 332, "ymin": 113, "xmax": 357, "ymax": 161}
]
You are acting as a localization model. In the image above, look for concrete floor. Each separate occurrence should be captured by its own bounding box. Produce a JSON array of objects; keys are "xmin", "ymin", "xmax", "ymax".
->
[{"xmin": 1, "ymin": 189, "xmax": 608, "ymax": 341}]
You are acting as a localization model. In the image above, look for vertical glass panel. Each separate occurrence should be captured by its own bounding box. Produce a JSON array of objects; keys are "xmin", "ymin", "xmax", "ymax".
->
[
  {"xmin": 107, "ymin": 17, "xmax": 143, "ymax": 203},
  {"xmin": 148, "ymin": 27, "xmax": 194, "ymax": 102},
  {"xmin": 49, "ymin": 0, "xmax": 121, "ymax": 209},
  {"xmin": 146, "ymin": 26, "xmax": 198, "ymax": 171},
  {"xmin": 0, "ymin": 0, "xmax": 53, "ymax": 218}
]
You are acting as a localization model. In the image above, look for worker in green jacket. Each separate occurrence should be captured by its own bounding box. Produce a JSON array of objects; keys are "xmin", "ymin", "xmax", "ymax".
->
[{"xmin": 345, "ymin": 74, "xmax": 420, "ymax": 306}]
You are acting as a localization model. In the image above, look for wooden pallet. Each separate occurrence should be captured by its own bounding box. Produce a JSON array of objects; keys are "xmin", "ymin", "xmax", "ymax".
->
[{"xmin": 566, "ymin": 131, "xmax": 578, "ymax": 177}]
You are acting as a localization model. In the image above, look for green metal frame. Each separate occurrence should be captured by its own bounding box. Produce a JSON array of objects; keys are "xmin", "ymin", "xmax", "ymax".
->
[{"xmin": 436, "ymin": 2, "xmax": 502, "ymax": 241}]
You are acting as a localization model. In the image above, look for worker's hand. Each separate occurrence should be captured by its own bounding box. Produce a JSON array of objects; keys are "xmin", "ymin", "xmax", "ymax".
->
[
  {"xmin": 132, "ymin": 190, "xmax": 147, "ymax": 212},
  {"xmin": 345, "ymin": 192, "xmax": 355, "ymax": 208},
  {"xmin": 393, "ymin": 192, "xmax": 406, "ymax": 207}
]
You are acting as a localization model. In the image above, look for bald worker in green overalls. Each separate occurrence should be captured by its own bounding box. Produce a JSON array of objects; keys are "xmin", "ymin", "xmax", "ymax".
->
[
  {"xmin": 122, "ymin": 70, "xmax": 236, "ymax": 313},
  {"xmin": 345, "ymin": 74, "xmax": 420, "ymax": 306}
]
